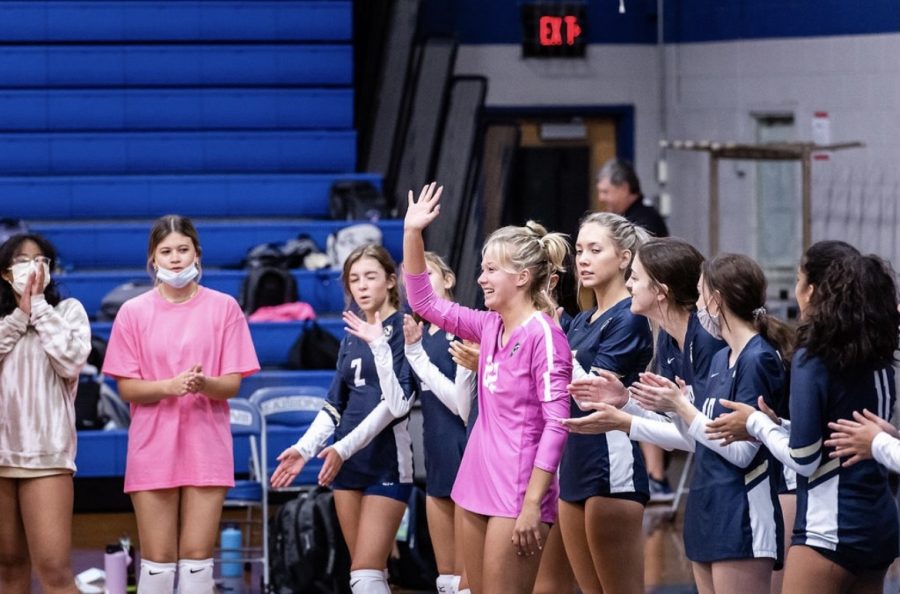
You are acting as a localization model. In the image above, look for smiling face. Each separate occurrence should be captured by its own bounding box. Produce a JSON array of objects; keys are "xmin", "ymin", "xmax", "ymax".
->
[
  {"xmin": 347, "ymin": 256, "xmax": 395, "ymax": 315},
  {"xmin": 626, "ymin": 254, "xmax": 663, "ymax": 317},
  {"xmin": 477, "ymin": 246, "xmax": 522, "ymax": 312},
  {"xmin": 575, "ymin": 222, "xmax": 629, "ymax": 292},
  {"xmin": 153, "ymin": 231, "xmax": 198, "ymax": 273}
]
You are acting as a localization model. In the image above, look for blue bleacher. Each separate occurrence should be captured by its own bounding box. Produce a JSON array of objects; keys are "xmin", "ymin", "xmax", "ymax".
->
[
  {"xmin": 0, "ymin": 173, "xmax": 380, "ymax": 220},
  {"xmin": 65, "ymin": 270, "xmax": 345, "ymax": 319},
  {"xmin": 4, "ymin": 0, "xmax": 388, "ymax": 483},
  {"xmin": 0, "ymin": 45, "xmax": 352, "ymax": 88},
  {"xmin": 0, "ymin": 2, "xmax": 352, "ymax": 42},
  {"xmin": 0, "ymin": 131, "xmax": 356, "ymax": 175},
  {"xmin": 91, "ymin": 320, "xmax": 344, "ymax": 369},
  {"xmin": 0, "ymin": 89, "xmax": 353, "ymax": 131},
  {"xmin": 38, "ymin": 219, "xmax": 402, "ymax": 269}
]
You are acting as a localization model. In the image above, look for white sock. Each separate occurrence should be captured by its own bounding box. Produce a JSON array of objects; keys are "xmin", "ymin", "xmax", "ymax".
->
[
  {"xmin": 138, "ymin": 560, "xmax": 176, "ymax": 594},
  {"xmin": 349, "ymin": 569, "xmax": 391, "ymax": 594},
  {"xmin": 436, "ymin": 574, "xmax": 457, "ymax": 593},
  {"xmin": 176, "ymin": 558, "xmax": 214, "ymax": 594},
  {"xmin": 452, "ymin": 575, "xmax": 462, "ymax": 593}
]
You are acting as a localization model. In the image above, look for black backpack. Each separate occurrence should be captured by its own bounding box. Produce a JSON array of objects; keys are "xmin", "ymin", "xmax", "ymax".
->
[
  {"xmin": 98, "ymin": 281, "xmax": 153, "ymax": 321},
  {"xmin": 287, "ymin": 322, "xmax": 341, "ymax": 370},
  {"xmin": 239, "ymin": 266, "xmax": 298, "ymax": 315},
  {"xmin": 329, "ymin": 180, "xmax": 388, "ymax": 222},
  {"xmin": 0, "ymin": 218, "xmax": 28, "ymax": 246},
  {"xmin": 269, "ymin": 487, "xmax": 351, "ymax": 594}
]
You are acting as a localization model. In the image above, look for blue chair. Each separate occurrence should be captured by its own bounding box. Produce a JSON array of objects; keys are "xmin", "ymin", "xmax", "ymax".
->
[
  {"xmin": 249, "ymin": 386, "xmax": 330, "ymax": 490},
  {"xmin": 220, "ymin": 398, "xmax": 269, "ymax": 590}
]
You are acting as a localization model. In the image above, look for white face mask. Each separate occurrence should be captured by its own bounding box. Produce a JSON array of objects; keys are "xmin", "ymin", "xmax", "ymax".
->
[
  {"xmin": 8, "ymin": 261, "xmax": 51, "ymax": 295},
  {"xmin": 697, "ymin": 307, "xmax": 722, "ymax": 339},
  {"xmin": 156, "ymin": 261, "xmax": 200, "ymax": 289}
]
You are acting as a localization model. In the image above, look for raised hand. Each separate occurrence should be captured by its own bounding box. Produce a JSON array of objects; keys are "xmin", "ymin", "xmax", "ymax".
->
[
  {"xmin": 567, "ymin": 370, "xmax": 629, "ymax": 409},
  {"xmin": 343, "ymin": 310, "xmax": 385, "ymax": 344},
  {"xmin": 404, "ymin": 182, "xmax": 443, "ymax": 232},
  {"xmin": 403, "ymin": 314, "xmax": 423, "ymax": 345},
  {"xmin": 270, "ymin": 448, "xmax": 307, "ymax": 489}
]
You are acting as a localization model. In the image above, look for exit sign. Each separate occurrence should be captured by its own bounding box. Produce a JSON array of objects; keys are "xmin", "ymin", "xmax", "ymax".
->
[{"xmin": 521, "ymin": 3, "xmax": 587, "ymax": 58}]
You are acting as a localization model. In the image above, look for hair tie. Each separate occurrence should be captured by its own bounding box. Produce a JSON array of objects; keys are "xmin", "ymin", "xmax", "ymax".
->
[{"xmin": 752, "ymin": 306, "xmax": 767, "ymax": 321}]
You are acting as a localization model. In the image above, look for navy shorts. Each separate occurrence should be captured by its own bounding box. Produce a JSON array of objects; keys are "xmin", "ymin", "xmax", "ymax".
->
[
  {"xmin": 332, "ymin": 481, "xmax": 413, "ymax": 503},
  {"xmin": 807, "ymin": 545, "xmax": 894, "ymax": 575}
]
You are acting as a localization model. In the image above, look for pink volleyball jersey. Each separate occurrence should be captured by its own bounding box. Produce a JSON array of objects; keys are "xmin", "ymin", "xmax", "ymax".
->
[
  {"xmin": 102, "ymin": 287, "xmax": 259, "ymax": 492},
  {"xmin": 405, "ymin": 270, "xmax": 571, "ymax": 523}
]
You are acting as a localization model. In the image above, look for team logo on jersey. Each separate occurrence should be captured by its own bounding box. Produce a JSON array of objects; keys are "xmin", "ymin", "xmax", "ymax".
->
[
  {"xmin": 383, "ymin": 325, "xmax": 394, "ymax": 339},
  {"xmin": 446, "ymin": 331, "xmax": 455, "ymax": 341},
  {"xmin": 483, "ymin": 356, "xmax": 499, "ymax": 392},
  {"xmin": 510, "ymin": 342, "xmax": 521, "ymax": 357}
]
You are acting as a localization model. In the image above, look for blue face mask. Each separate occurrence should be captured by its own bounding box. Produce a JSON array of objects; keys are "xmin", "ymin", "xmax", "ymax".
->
[{"xmin": 156, "ymin": 261, "xmax": 199, "ymax": 289}]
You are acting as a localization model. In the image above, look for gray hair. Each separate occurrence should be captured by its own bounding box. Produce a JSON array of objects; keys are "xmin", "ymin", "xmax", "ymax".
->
[{"xmin": 597, "ymin": 158, "xmax": 642, "ymax": 197}]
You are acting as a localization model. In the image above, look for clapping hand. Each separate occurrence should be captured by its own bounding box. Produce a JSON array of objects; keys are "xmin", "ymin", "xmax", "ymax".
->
[
  {"xmin": 402, "ymin": 314, "xmax": 423, "ymax": 345},
  {"xmin": 343, "ymin": 310, "xmax": 385, "ymax": 345}
]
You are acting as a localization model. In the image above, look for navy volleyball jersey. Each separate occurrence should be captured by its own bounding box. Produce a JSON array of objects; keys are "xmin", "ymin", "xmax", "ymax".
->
[
  {"xmin": 655, "ymin": 311, "xmax": 726, "ymax": 404},
  {"xmin": 324, "ymin": 310, "xmax": 416, "ymax": 489},
  {"xmin": 559, "ymin": 298, "xmax": 654, "ymax": 503},
  {"xmin": 416, "ymin": 324, "xmax": 468, "ymax": 497},
  {"xmin": 788, "ymin": 349, "xmax": 899, "ymax": 566},
  {"xmin": 684, "ymin": 335, "xmax": 786, "ymax": 564}
]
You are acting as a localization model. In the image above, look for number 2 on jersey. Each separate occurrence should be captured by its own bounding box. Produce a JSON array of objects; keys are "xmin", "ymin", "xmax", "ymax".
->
[{"xmin": 350, "ymin": 357, "xmax": 366, "ymax": 387}]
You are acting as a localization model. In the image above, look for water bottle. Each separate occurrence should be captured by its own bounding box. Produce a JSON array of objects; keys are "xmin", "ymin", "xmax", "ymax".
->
[
  {"xmin": 104, "ymin": 544, "xmax": 129, "ymax": 594},
  {"xmin": 220, "ymin": 525, "xmax": 242, "ymax": 578}
]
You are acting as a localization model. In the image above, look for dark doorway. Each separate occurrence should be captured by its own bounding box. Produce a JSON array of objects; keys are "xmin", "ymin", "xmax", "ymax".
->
[{"xmin": 503, "ymin": 145, "xmax": 590, "ymax": 317}]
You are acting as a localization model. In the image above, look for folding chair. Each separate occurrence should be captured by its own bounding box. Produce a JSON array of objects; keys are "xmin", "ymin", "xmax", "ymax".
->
[
  {"xmin": 249, "ymin": 385, "xmax": 330, "ymax": 490},
  {"xmin": 218, "ymin": 398, "xmax": 269, "ymax": 591}
]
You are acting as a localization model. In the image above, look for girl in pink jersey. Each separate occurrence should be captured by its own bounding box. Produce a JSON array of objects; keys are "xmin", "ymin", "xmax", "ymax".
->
[
  {"xmin": 103, "ymin": 215, "xmax": 259, "ymax": 594},
  {"xmin": 404, "ymin": 183, "xmax": 572, "ymax": 594}
]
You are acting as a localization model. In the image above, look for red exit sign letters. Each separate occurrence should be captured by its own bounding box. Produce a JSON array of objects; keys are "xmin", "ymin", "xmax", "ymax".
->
[{"xmin": 522, "ymin": 3, "xmax": 587, "ymax": 58}]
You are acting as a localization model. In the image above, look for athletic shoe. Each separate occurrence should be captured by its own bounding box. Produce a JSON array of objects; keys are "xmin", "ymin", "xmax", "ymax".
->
[{"xmin": 649, "ymin": 477, "xmax": 675, "ymax": 503}]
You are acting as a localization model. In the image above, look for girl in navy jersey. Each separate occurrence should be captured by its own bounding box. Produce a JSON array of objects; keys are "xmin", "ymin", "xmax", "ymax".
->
[
  {"xmin": 557, "ymin": 212, "xmax": 652, "ymax": 594},
  {"xmin": 627, "ymin": 254, "xmax": 792, "ymax": 594},
  {"xmin": 402, "ymin": 251, "xmax": 473, "ymax": 594},
  {"xmin": 709, "ymin": 242, "xmax": 900, "ymax": 594},
  {"xmin": 271, "ymin": 245, "xmax": 415, "ymax": 594}
]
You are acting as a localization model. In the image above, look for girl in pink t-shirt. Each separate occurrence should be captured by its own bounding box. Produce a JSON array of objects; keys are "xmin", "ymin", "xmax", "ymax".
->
[
  {"xmin": 103, "ymin": 215, "xmax": 259, "ymax": 594},
  {"xmin": 404, "ymin": 183, "xmax": 573, "ymax": 594}
]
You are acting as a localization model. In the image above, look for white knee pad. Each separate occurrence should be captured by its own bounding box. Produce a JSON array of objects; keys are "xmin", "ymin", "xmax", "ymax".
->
[
  {"xmin": 138, "ymin": 560, "xmax": 176, "ymax": 594},
  {"xmin": 349, "ymin": 569, "xmax": 391, "ymax": 594},
  {"xmin": 176, "ymin": 558, "xmax": 214, "ymax": 594},
  {"xmin": 436, "ymin": 574, "xmax": 458, "ymax": 593}
]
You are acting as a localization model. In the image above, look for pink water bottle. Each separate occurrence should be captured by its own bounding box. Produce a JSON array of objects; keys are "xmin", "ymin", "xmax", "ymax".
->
[{"xmin": 104, "ymin": 544, "xmax": 130, "ymax": 594}]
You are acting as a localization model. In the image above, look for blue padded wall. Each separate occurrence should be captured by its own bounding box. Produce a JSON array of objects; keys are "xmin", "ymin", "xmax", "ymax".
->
[
  {"xmin": 0, "ymin": 1, "xmax": 352, "ymax": 42},
  {"xmin": 0, "ymin": 173, "xmax": 381, "ymax": 219},
  {"xmin": 0, "ymin": 45, "xmax": 352, "ymax": 88},
  {"xmin": 0, "ymin": 89, "xmax": 353, "ymax": 131}
]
